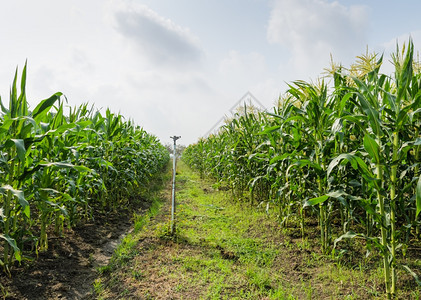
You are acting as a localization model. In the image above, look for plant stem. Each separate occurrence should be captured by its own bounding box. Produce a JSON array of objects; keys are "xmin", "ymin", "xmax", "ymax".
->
[
  {"xmin": 390, "ymin": 131, "xmax": 399, "ymax": 295},
  {"xmin": 376, "ymin": 140, "xmax": 391, "ymax": 299}
]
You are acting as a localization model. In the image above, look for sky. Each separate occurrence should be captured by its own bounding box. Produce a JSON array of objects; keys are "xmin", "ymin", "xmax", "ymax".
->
[{"xmin": 1, "ymin": 0, "xmax": 421, "ymax": 146}]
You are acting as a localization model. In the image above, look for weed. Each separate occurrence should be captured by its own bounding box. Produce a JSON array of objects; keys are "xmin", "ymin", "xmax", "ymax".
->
[
  {"xmin": 131, "ymin": 268, "xmax": 143, "ymax": 280},
  {"xmin": 93, "ymin": 278, "xmax": 104, "ymax": 295}
]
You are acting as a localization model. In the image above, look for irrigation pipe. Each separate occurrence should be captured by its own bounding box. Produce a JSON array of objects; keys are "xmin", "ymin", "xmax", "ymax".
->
[{"xmin": 170, "ymin": 135, "xmax": 181, "ymax": 235}]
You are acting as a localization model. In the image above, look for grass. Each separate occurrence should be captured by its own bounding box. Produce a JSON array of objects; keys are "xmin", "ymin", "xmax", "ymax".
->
[{"xmin": 92, "ymin": 160, "xmax": 420, "ymax": 299}]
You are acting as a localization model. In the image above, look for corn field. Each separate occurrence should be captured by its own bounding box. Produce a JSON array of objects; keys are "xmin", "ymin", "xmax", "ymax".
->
[
  {"xmin": 0, "ymin": 64, "xmax": 169, "ymax": 274},
  {"xmin": 183, "ymin": 40, "xmax": 421, "ymax": 298}
]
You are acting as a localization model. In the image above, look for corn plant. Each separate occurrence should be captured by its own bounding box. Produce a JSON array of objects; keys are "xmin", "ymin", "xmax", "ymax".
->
[
  {"xmin": 0, "ymin": 63, "xmax": 169, "ymax": 273},
  {"xmin": 183, "ymin": 39, "xmax": 421, "ymax": 297}
]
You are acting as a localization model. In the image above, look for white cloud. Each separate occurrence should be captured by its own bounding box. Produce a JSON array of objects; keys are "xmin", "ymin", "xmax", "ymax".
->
[
  {"xmin": 382, "ymin": 30, "xmax": 421, "ymax": 53},
  {"xmin": 70, "ymin": 48, "xmax": 96, "ymax": 74},
  {"xmin": 220, "ymin": 51, "xmax": 266, "ymax": 77},
  {"xmin": 110, "ymin": 1, "xmax": 203, "ymax": 68},
  {"xmin": 267, "ymin": 0, "xmax": 369, "ymax": 78},
  {"xmin": 218, "ymin": 51, "xmax": 268, "ymax": 94}
]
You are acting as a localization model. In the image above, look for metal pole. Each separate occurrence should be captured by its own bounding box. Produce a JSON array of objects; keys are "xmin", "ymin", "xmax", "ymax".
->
[{"xmin": 170, "ymin": 135, "xmax": 181, "ymax": 235}]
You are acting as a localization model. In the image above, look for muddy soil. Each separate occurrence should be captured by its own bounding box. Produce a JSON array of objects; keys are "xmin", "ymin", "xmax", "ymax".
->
[{"xmin": 1, "ymin": 200, "xmax": 149, "ymax": 300}]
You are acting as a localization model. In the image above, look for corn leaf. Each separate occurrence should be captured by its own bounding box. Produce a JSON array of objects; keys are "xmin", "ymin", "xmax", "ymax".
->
[
  {"xmin": 32, "ymin": 92, "xmax": 62, "ymax": 121},
  {"xmin": 304, "ymin": 195, "xmax": 329, "ymax": 207},
  {"xmin": 11, "ymin": 138, "xmax": 26, "ymax": 162},
  {"xmin": 0, "ymin": 234, "xmax": 21, "ymax": 261},
  {"xmin": 416, "ymin": 176, "xmax": 421, "ymax": 217},
  {"xmin": 403, "ymin": 265, "xmax": 421, "ymax": 287},
  {"xmin": 363, "ymin": 134, "xmax": 380, "ymax": 164},
  {"xmin": 0, "ymin": 185, "xmax": 30, "ymax": 218}
]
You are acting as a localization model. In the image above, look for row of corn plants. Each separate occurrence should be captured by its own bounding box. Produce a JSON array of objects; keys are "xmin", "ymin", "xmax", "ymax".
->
[
  {"xmin": 183, "ymin": 40, "xmax": 421, "ymax": 298},
  {"xmin": 0, "ymin": 64, "xmax": 169, "ymax": 275}
]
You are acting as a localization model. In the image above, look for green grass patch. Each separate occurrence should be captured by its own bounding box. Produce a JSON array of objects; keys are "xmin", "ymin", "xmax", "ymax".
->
[{"xmin": 93, "ymin": 161, "xmax": 405, "ymax": 299}]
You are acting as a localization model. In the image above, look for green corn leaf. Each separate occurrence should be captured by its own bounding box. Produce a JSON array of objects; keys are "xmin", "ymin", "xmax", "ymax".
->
[
  {"xmin": 338, "ymin": 92, "xmax": 353, "ymax": 113},
  {"xmin": 9, "ymin": 68, "xmax": 18, "ymax": 118},
  {"xmin": 363, "ymin": 134, "xmax": 380, "ymax": 164},
  {"xmin": 32, "ymin": 92, "xmax": 62, "ymax": 120},
  {"xmin": 384, "ymin": 91, "xmax": 397, "ymax": 117},
  {"xmin": 11, "ymin": 138, "xmax": 26, "ymax": 162},
  {"xmin": 17, "ymin": 63, "xmax": 28, "ymax": 116},
  {"xmin": 74, "ymin": 165, "xmax": 92, "ymax": 172},
  {"xmin": 18, "ymin": 164, "xmax": 42, "ymax": 182},
  {"xmin": 327, "ymin": 153, "xmax": 351, "ymax": 177},
  {"xmin": 354, "ymin": 89, "xmax": 383, "ymax": 136},
  {"xmin": 287, "ymin": 159, "xmax": 322, "ymax": 173},
  {"xmin": 341, "ymin": 114, "xmax": 367, "ymax": 133},
  {"xmin": 76, "ymin": 120, "xmax": 92, "ymax": 128},
  {"xmin": 327, "ymin": 152, "xmax": 377, "ymax": 188},
  {"xmin": 45, "ymin": 201, "xmax": 69, "ymax": 216},
  {"xmin": 326, "ymin": 190, "xmax": 348, "ymax": 199},
  {"xmin": 403, "ymin": 265, "xmax": 421, "ymax": 287},
  {"xmin": 334, "ymin": 231, "xmax": 360, "ymax": 248},
  {"xmin": 0, "ymin": 234, "xmax": 21, "ymax": 261},
  {"xmin": 331, "ymin": 118, "xmax": 343, "ymax": 135},
  {"xmin": 360, "ymin": 198, "xmax": 378, "ymax": 217},
  {"xmin": 416, "ymin": 176, "xmax": 421, "ymax": 217},
  {"xmin": 39, "ymin": 161, "xmax": 92, "ymax": 173},
  {"xmin": 0, "ymin": 94, "xmax": 8, "ymax": 114},
  {"xmin": 40, "ymin": 161, "xmax": 74, "ymax": 168},
  {"xmin": 304, "ymin": 195, "xmax": 329, "ymax": 207},
  {"xmin": 20, "ymin": 61, "xmax": 27, "ymax": 96},
  {"xmin": 396, "ymin": 107, "xmax": 410, "ymax": 129},
  {"xmin": 334, "ymin": 231, "xmax": 382, "ymax": 250},
  {"xmin": 0, "ymin": 117, "xmax": 15, "ymax": 133},
  {"xmin": 285, "ymin": 115, "xmax": 306, "ymax": 123},
  {"xmin": 396, "ymin": 40, "xmax": 414, "ymax": 102},
  {"xmin": 249, "ymin": 176, "xmax": 264, "ymax": 190},
  {"xmin": 259, "ymin": 125, "xmax": 280, "ymax": 135},
  {"xmin": 269, "ymin": 153, "xmax": 290, "ymax": 164},
  {"xmin": 409, "ymin": 107, "xmax": 421, "ymax": 122},
  {"xmin": 0, "ymin": 185, "xmax": 30, "ymax": 218}
]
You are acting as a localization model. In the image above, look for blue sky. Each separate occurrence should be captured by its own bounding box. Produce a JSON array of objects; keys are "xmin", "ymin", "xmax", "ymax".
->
[{"xmin": 1, "ymin": 0, "xmax": 420, "ymax": 145}]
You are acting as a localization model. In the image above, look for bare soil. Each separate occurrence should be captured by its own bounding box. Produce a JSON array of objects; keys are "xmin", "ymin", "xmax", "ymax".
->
[{"xmin": 1, "ymin": 199, "xmax": 150, "ymax": 300}]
